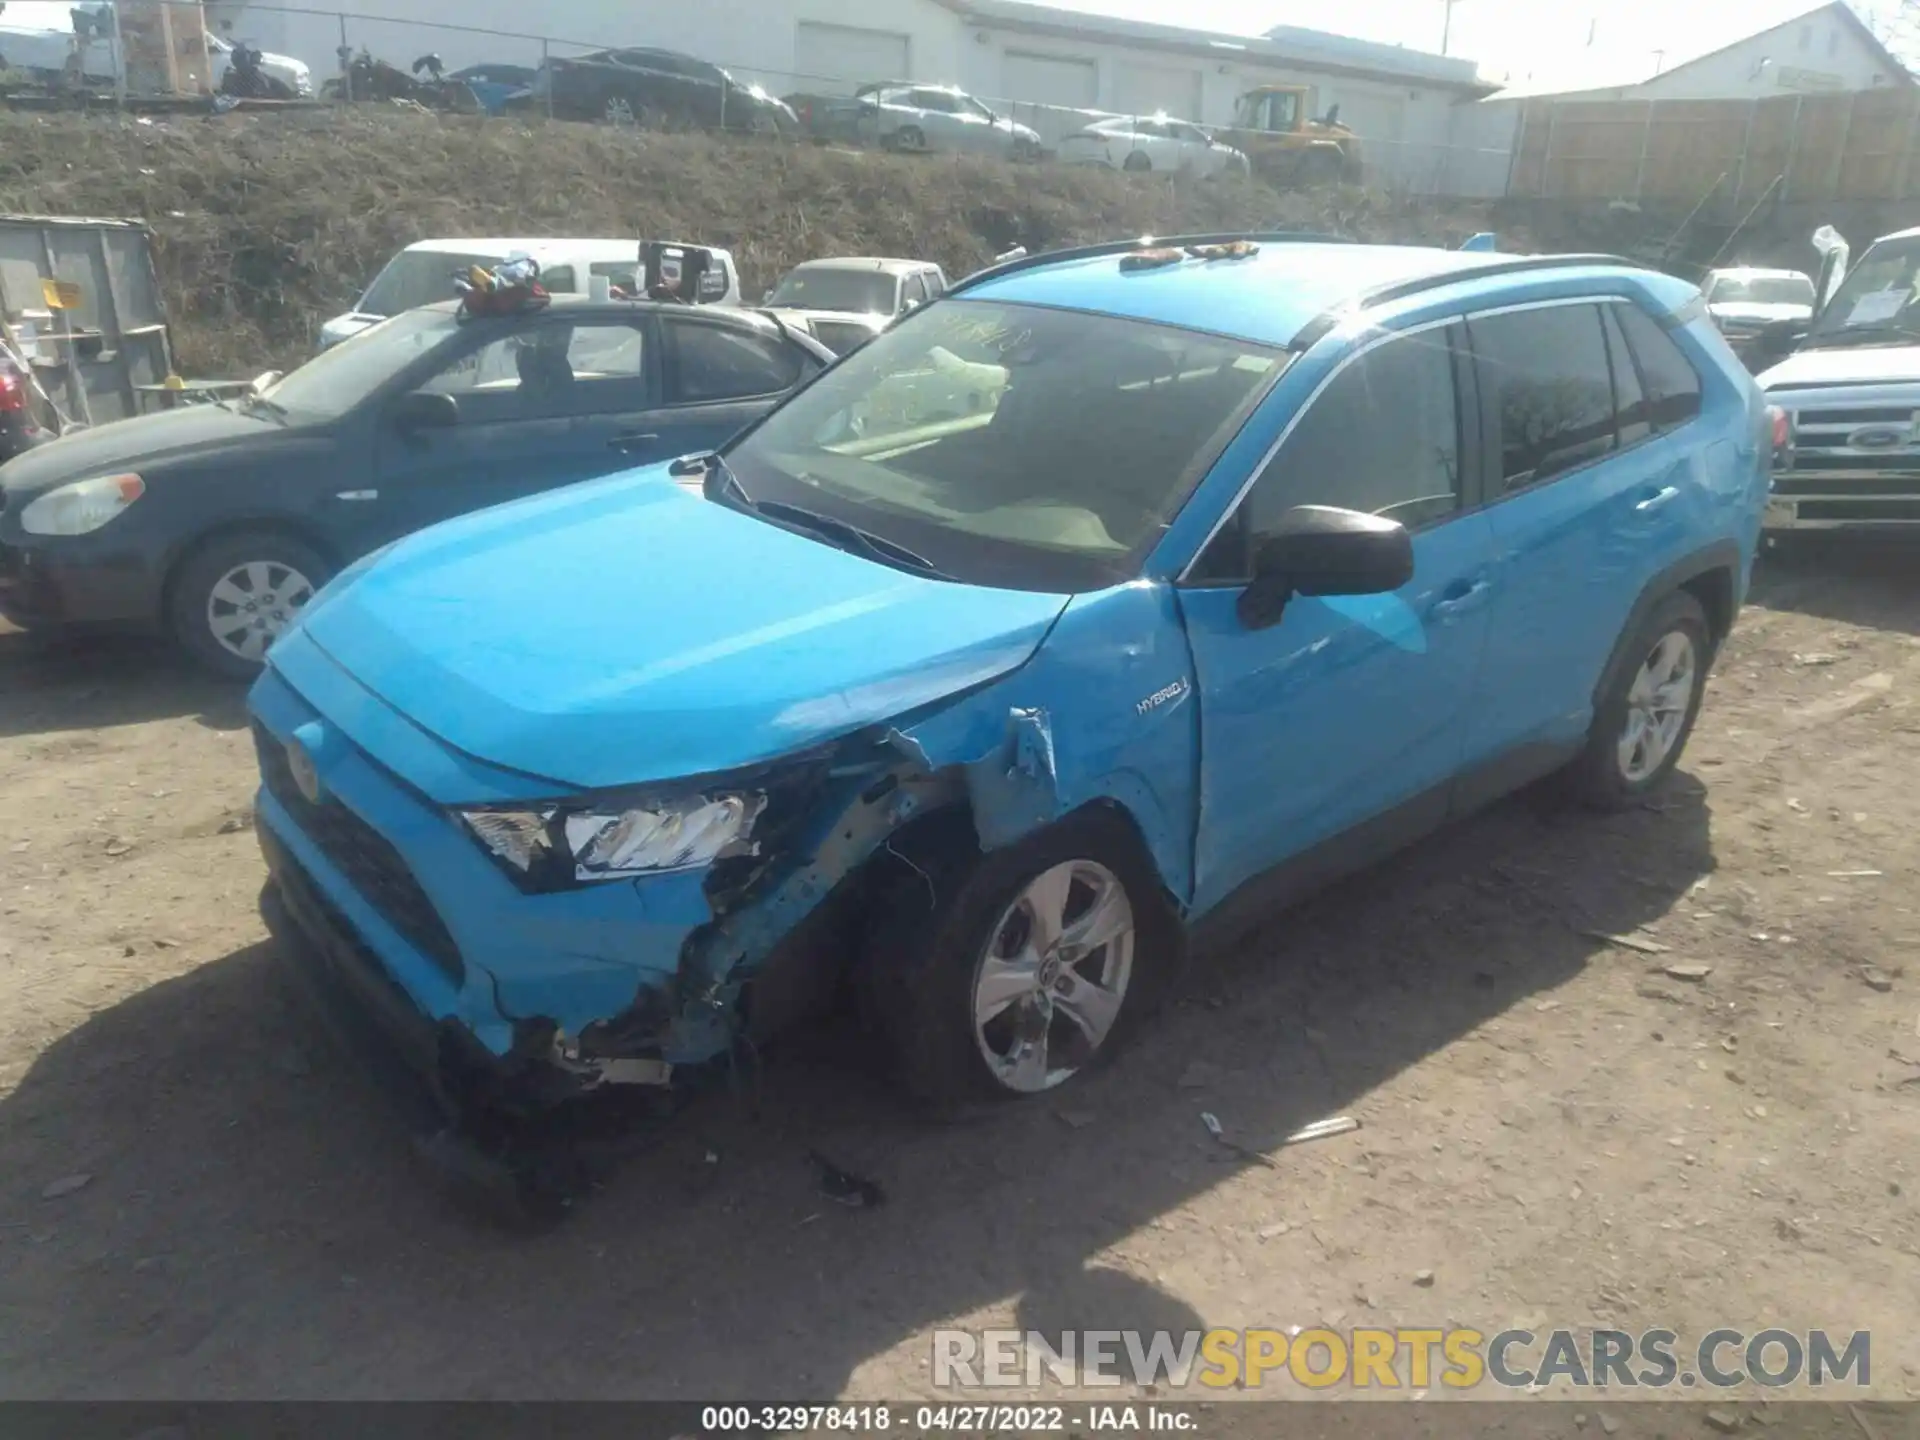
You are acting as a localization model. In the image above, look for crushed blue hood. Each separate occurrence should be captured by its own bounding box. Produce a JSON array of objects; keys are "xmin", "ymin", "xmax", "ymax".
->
[{"xmin": 294, "ymin": 469, "xmax": 1072, "ymax": 791}]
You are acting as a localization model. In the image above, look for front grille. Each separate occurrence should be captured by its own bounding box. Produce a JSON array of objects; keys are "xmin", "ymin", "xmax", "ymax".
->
[
  {"xmin": 254, "ymin": 723, "xmax": 465, "ymax": 983},
  {"xmin": 1774, "ymin": 474, "xmax": 1920, "ymax": 497},
  {"xmin": 1796, "ymin": 407, "xmax": 1916, "ymax": 426},
  {"xmin": 1776, "ymin": 397, "xmax": 1920, "ymax": 512},
  {"xmin": 1796, "ymin": 498, "xmax": 1920, "ymax": 522}
]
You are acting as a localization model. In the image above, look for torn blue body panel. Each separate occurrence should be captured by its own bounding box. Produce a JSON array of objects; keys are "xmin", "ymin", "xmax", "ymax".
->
[{"xmin": 899, "ymin": 582, "xmax": 1202, "ymax": 908}]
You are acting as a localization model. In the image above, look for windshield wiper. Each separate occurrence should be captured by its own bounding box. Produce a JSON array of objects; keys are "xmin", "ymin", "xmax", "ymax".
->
[
  {"xmin": 753, "ymin": 495, "xmax": 950, "ymax": 580},
  {"xmin": 1803, "ymin": 322, "xmax": 1920, "ymax": 349},
  {"xmin": 238, "ymin": 390, "xmax": 290, "ymax": 421}
]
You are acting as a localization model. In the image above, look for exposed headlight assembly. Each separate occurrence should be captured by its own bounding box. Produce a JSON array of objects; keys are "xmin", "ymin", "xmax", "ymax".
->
[
  {"xmin": 19, "ymin": 473, "xmax": 144, "ymax": 536},
  {"xmin": 459, "ymin": 792, "xmax": 766, "ymax": 890}
]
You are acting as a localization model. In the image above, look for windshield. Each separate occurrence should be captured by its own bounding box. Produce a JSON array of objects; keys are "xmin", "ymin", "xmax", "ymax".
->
[
  {"xmin": 1710, "ymin": 274, "xmax": 1814, "ymax": 306},
  {"xmin": 1807, "ymin": 237, "xmax": 1920, "ymax": 344},
  {"xmin": 266, "ymin": 308, "xmax": 460, "ymax": 419},
  {"xmin": 767, "ymin": 268, "xmax": 898, "ymax": 314},
  {"xmin": 358, "ymin": 250, "xmax": 502, "ymax": 317},
  {"xmin": 724, "ymin": 299, "xmax": 1287, "ymax": 591}
]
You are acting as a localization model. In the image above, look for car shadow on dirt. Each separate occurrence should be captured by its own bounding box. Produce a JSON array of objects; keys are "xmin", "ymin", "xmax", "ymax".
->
[
  {"xmin": 0, "ymin": 778, "xmax": 1714, "ymax": 1399},
  {"xmin": 1750, "ymin": 541, "xmax": 1920, "ymax": 637},
  {"xmin": 0, "ymin": 628, "xmax": 246, "ymax": 738}
]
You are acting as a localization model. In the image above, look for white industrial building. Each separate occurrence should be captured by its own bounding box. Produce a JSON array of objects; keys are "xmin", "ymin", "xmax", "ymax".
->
[
  {"xmin": 1486, "ymin": 1, "xmax": 1910, "ymax": 103},
  {"xmin": 206, "ymin": 0, "xmax": 1496, "ymax": 189}
]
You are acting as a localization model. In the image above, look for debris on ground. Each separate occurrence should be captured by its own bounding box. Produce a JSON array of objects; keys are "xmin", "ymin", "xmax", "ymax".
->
[
  {"xmin": 1861, "ymin": 966, "xmax": 1896, "ymax": 993},
  {"xmin": 1257, "ymin": 1220, "xmax": 1291, "ymax": 1239},
  {"xmin": 1056, "ymin": 1109, "xmax": 1097, "ymax": 1130},
  {"xmin": 1281, "ymin": 1115, "xmax": 1361, "ymax": 1147},
  {"xmin": 40, "ymin": 1174, "xmax": 92, "ymax": 1200},
  {"xmin": 1201, "ymin": 1111, "xmax": 1279, "ymax": 1169},
  {"xmin": 1583, "ymin": 929, "xmax": 1671, "ymax": 954},
  {"xmin": 1705, "ymin": 1411, "xmax": 1742, "ymax": 1434},
  {"xmin": 808, "ymin": 1151, "xmax": 885, "ymax": 1209},
  {"xmin": 1413, "ymin": 1268, "xmax": 1435, "ymax": 1286},
  {"xmin": 1662, "ymin": 963, "xmax": 1714, "ymax": 981}
]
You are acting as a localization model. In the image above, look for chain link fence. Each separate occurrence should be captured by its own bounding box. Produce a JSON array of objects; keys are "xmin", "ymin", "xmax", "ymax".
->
[{"xmin": 0, "ymin": 0, "xmax": 1521, "ymax": 196}]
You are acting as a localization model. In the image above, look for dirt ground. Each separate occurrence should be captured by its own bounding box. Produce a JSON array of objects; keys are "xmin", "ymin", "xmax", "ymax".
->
[{"xmin": 1, "ymin": 545, "xmax": 1917, "ymax": 1411}]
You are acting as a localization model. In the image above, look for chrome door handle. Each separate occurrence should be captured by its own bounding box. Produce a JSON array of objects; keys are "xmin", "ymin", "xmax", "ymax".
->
[{"xmin": 1635, "ymin": 485, "xmax": 1681, "ymax": 513}]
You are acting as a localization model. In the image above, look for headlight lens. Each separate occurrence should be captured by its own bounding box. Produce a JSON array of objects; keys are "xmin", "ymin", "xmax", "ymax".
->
[
  {"xmin": 460, "ymin": 792, "xmax": 765, "ymax": 889},
  {"xmin": 19, "ymin": 473, "xmax": 145, "ymax": 536}
]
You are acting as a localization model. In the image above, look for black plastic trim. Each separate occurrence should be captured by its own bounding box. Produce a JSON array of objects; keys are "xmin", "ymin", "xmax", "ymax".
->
[
  {"xmin": 1590, "ymin": 540, "xmax": 1742, "ymax": 710},
  {"xmin": 1287, "ymin": 253, "xmax": 1646, "ymax": 352}
]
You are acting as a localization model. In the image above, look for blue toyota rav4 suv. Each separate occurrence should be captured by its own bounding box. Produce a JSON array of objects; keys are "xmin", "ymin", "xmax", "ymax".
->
[{"xmin": 248, "ymin": 234, "xmax": 1769, "ymax": 1206}]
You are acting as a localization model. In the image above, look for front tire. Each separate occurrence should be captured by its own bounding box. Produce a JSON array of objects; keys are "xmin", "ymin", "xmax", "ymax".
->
[
  {"xmin": 1563, "ymin": 590, "xmax": 1711, "ymax": 809},
  {"xmin": 168, "ymin": 530, "xmax": 331, "ymax": 680},
  {"xmin": 861, "ymin": 808, "xmax": 1178, "ymax": 1110},
  {"xmin": 892, "ymin": 124, "xmax": 926, "ymax": 153},
  {"xmin": 1122, "ymin": 149, "xmax": 1152, "ymax": 173}
]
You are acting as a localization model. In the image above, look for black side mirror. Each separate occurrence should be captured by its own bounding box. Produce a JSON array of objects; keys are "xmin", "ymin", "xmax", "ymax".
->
[
  {"xmin": 1236, "ymin": 504, "xmax": 1414, "ymax": 630},
  {"xmin": 1752, "ymin": 318, "xmax": 1806, "ymax": 368},
  {"xmin": 391, "ymin": 390, "xmax": 459, "ymax": 432}
]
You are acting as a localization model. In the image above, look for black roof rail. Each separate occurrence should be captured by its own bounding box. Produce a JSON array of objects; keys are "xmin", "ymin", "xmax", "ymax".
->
[
  {"xmin": 1287, "ymin": 251, "xmax": 1646, "ymax": 350},
  {"xmin": 949, "ymin": 231, "xmax": 1354, "ymax": 295}
]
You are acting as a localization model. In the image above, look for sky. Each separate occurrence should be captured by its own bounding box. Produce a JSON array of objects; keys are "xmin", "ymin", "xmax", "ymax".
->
[{"xmin": 0, "ymin": 0, "xmax": 1908, "ymax": 90}]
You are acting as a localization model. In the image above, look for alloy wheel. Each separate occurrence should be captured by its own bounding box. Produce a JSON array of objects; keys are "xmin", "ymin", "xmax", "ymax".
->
[
  {"xmin": 1617, "ymin": 629, "xmax": 1697, "ymax": 783},
  {"xmin": 971, "ymin": 859, "xmax": 1136, "ymax": 1093}
]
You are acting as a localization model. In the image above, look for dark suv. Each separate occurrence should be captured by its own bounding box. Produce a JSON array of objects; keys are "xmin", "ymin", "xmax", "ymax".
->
[{"xmin": 512, "ymin": 48, "xmax": 796, "ymax": 132}]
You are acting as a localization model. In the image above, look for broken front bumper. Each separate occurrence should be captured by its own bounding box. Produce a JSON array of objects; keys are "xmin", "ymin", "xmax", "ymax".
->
[{"xmin": 248, "ymin": 654, "xmax": 721, "ymax": 1122}]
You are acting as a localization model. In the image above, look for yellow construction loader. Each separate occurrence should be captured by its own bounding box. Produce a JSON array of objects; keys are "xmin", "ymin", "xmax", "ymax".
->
[{"xmin": 1216, "ymin": 85, "xmax": 1362, "ymax": 187}]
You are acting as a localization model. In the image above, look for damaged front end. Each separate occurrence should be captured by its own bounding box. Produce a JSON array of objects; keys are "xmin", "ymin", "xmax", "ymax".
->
[{"xmin": 249, "ymin": 630, "xmax": 1098, "ymax": 1215}]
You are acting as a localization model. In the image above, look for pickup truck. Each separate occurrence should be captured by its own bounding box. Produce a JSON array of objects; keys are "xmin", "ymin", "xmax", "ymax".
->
[{"xmin": 1750, "ymin": 225, "xmax": 1920, "ymax": 539}]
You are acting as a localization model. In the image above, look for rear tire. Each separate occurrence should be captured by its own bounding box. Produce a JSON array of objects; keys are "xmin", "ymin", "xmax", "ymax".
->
[
  {"xmin": 859, "ymin": 807, "xmax": 1179, "ymax": 1113},
  {"xmin": 1561, "ymin": 590, "xmax": 1711, "ymax": 809},
  {"xmin": 168, "ymin": 530, "xmax": 331, "ymax": 681}
]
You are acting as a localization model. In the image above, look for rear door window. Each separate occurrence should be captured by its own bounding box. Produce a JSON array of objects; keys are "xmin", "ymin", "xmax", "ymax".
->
[
  {"xmin": 1602, "ymin": 307, "xmax": 1650, "ymax": 446},
  {"xmin": 1469, "ymin": 304, "xmax": 1618, "ymax": 492},
  {"xmin": 1613, "ymin": 303, "xmax": 1703, "ymax": 433},
  {"xmin": 667, "ymin": 320, "xmax": 802, "ymax": 402}
]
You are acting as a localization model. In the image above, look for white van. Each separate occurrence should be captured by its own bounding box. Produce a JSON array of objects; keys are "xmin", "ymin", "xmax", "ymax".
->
[{"xmin": 316, "ymin": 237, "xmax": 743, "ymax": 351}]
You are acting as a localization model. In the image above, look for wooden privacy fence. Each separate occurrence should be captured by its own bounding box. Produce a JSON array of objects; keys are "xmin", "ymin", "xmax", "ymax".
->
[{"xmin": 1505, "ymin": 88, "xmax": 1920, "ymax": 210}]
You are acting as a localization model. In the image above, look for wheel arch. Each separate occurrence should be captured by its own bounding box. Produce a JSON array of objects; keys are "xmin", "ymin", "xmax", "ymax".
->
[{"xmin": 1591, "ymin": 540, "xmax": 1741, "ymax": 711}]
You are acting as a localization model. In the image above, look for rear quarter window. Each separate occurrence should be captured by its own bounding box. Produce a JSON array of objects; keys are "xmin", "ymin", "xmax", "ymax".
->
[{"xmin": 1614, "ymin": 302, "xmax": 1704, "ymax": 432}]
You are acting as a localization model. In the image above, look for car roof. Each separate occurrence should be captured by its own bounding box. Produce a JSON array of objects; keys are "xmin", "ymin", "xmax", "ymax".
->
[
  {"xmin": 792, "ymin": 257, "xmax": 933, "ymax": 275},
  {"xmin": 401, "ymin": 238, "xmax": 641, "ymax": 260},
  {"xmin": 960, "ymin": 242, "xmax": 1619, "ymax": 348},
  {"xmin": 419, "ymin": 294, "xmax": 772, "ymax": 324}
]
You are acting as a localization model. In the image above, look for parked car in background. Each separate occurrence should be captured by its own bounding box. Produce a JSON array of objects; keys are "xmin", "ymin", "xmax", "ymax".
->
[
  {"xmin": 0, "ymin": 354, "xmax": 48, "ymax": 464},
  {"xmin": 1059, "ymin": 115, "xmax": 1250, "ymax": 176},
  {"xmin": 762, "ymin": 256, "xmax": 948, "ymax": 355},
  {"xmin": 860, "ymin": 84, "xmax": 1041, "ymax": 159},
  {"xmin": 245, "ymin": 233, "xmax": 1766, "ymax": 1216},
  {"xmin": 0, "ymin": 14, "xmax": 313, "ymax": 95},
  {"xmin": 782, "ymin": 86, "xmax": 891, "ymax": 144},
  {"xmin": 509, "ymin": 47, "xmax": 795, "ymax": 132},
  {"xmin": 450, "ymin": 62, "xmax": 538, "ymax": 114},
  {"xmin": 1704, "ymin": 267, "xmax": 1816, "ymax": 345},
  {"xmin": 0, "ymin": 295, "xmax": 830, "ymax": 676},
  {"xmin": 316, "ymin": 238, "xmax": 743, "ymax": 351},
  {"xmin": 1756, "ymin": 224, "xmax": 1920, "ymax": 540}
]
